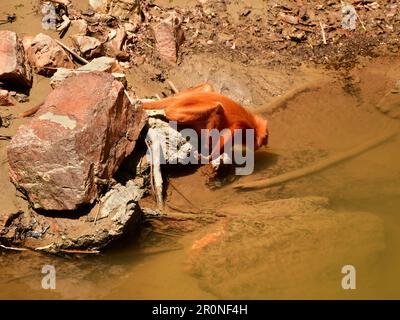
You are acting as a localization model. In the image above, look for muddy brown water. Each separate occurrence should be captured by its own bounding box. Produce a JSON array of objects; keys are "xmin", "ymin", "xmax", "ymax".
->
[{"xmin": 1, "ymin": 0, "xmax": 400, "ymax": 299}]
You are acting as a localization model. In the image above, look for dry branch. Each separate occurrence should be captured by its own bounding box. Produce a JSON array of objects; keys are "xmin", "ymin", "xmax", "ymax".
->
[
  {"xmin": 0, "ymin": 244, "xmax": 28, "ymax": 251},
  {"xmin": 54, "ymin": 39, "xmax": 89, "ymax": 65},
  {"xmin": 167, "ymin": 80, "xmax": 179, "ymax": 94},
  {"xmin": 145, "ymin": 133, "xmax": 164, "ymax": 209}
]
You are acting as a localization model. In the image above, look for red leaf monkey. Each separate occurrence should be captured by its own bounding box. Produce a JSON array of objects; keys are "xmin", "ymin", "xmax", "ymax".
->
[{"xmin": 142, "ymin": 83, "xmax": 269, "ymax": 159}]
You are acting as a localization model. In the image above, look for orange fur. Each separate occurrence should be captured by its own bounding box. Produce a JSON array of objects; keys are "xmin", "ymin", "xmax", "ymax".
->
[{"xmin": 143, "ymin": 83, "xmax": 269, "ymax": 156}]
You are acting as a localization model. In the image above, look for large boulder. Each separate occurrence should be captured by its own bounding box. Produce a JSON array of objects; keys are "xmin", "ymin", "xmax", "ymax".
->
[
  {"xmin": 23, "ymin": 33, "xmax": 75, "ymax": 76},
  {"xmin": 0, "ymin": 30, "xmax": 32, "ymax": 87},
  {"xmin": 7, "ymin": 72, "xmax": 146, "ymax": 211}
]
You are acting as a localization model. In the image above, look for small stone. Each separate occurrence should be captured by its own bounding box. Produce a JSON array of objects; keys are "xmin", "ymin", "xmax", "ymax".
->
[
  {"xmin": 0, "ymin": 89, "xmax": 17, "ymax": 106},
  {"xmin": 109, "ymin": 0, "xmax": 141, "ymax": 21},
  {"xmin": 105, "ymin": 27, "xmax": 126, "ymax": 57},
  {"xmin": 70, "ymin": 35, "xmax": 103, "ymax": 59}
]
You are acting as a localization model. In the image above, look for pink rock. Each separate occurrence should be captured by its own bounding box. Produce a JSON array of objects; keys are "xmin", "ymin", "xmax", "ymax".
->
[
  {"xmin": 105, "ymin": 27, "xmax": 127, "ymax": 58},
  {"xmin": 7, "ymin": 72, "xmax": 146, "ymax": 211},
  {"xmin": 0, "ymin": 30, "xmax": 32, "ymax": 87},
  {"xmin": 153, "ymin": 15, "xmax": 184, "ymax": 64},
  {"xmin": 70, "ymin": 35, "xmax": 103, "ymax": 59},
  {"xmin": 24, "ymin": 33, "xmax": 75, "ymax": 76},
  {"xmin": 89, "ymin": 0, "xmax": 109, "ymax": 13},
  {"xmin": 0, "ymin": 89, "xmax": 17, "ymax": 106},
  {"xmin": 70, "ymin": 19, "xmax": 88, "ymax": 35}
]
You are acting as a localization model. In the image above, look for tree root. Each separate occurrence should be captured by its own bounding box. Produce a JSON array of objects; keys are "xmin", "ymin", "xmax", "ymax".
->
[
  {"xmin": 234, "ymin": 130, "xmax": 399, "ymax": 191},
  {"xmin": 256, "ymin": 82, "xmax": 323, "ymax": 115}
]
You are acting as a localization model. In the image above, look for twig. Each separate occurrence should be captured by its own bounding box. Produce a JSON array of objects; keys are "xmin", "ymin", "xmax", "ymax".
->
[
  {"xmin": 142, "ymin": 41, "xmax": 154, "ymax": 49},
  {"xmin": 124, "ymin": 90, "xmax": 135, "ymax": 105},
  {"xmin": 168, "ymin": 181, "xmax": 201, "ymax": 212},
  {"xmin": 35, "ymin": 244, "xmax": 54, "ymax": 251},
  {"xmin": 93, "ymin": 200, "xmax": 102, "ymax": 225},
  {"xmin": 0, "ymin": 244, "xmax": 28, "ymax": 251},
  {"xmin": 166, "ymin": 203, "xmax": 201, "ymax": 215},
  {"xmin": 54, "ymin": 39, "xmax": 89, "ymax": 65},
  {"xmin": 60, "ymin": 249, "xmax": 100, "ymax": 254},
  {"xmin": 319, "ymin": 21, "xmax": 327, "ymax": 45},
  {"xmin": 145, "ymin": 138, "xmax": 156, "ymax": 201},
  {"xmin": 34, "ymin": 243, "xmax": 99, "ymax": 254},
  {"xmin": 355, "ymin": 12, "xmax": 367, "ymax": 31},
  {"xmin": 234, "ymin": 130, "xmax": 399, "ymax": 191},
  {"xmin": 167, "ymin": 80, "xmax": 179, "ymax": 94}
]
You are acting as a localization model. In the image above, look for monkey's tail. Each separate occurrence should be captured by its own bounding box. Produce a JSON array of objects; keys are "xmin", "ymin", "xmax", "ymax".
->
[{"xmin": 20, "ymin": 104, "xmax": 42, "ymax": 117}]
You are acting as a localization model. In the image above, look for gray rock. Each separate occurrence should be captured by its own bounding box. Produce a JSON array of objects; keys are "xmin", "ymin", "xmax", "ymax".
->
[
  {"xmin": 146, "ymin": 109, "xmax": 194, "ymax": 164},
  {"xmin": 0, "ymin": 180, "xmax": 144, "ymax": 252}
]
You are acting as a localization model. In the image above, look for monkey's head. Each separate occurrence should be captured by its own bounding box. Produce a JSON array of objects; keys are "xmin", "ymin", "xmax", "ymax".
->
[{"xmin": 254, "ymin": 115, "xmax": 269, "ymax": 149}]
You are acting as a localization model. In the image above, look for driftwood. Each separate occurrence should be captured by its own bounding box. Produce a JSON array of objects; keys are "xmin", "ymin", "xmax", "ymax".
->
[
  {"xmin": 145, "ymin": 133, "xmax": 164, "ymax": 209},
  {"xmin": 0, "ymin": 244, "xmax": 28, "ymax": 251},
  {"xmin": 234, "ymin": 130, "xmax": 399, "ymax": 191}
]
